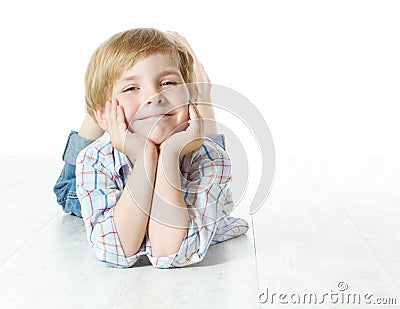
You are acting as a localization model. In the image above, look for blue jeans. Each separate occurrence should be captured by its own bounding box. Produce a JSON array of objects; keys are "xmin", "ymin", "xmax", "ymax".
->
[
  {"xmin": 53, "ymin": 130, "xmax": 227, "ymax": 218},
  {"xmin": 53, "ymin": 131, "xmax": 95, "ymax": 217}
]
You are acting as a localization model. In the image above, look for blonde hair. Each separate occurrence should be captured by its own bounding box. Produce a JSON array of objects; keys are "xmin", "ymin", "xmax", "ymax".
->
[{"xmin": 85, "ymin": 28, "xmax": 197, "ymax": 120}]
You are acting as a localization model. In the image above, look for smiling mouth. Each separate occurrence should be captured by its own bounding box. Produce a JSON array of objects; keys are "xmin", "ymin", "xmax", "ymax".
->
[{"xmin": 137, "ymin": 114, "xmax": 173, "ymax": 120}]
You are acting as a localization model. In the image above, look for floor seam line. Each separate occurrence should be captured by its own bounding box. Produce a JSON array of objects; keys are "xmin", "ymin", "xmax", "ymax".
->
[
  {"xmin": 0, "ymin": 211, "xmax": 60, "ymax": 267},
  {"xmin": 250, "ymin": 213, "xmax": 262, "ymax": 308},
  {"xmin": 338, "ymin": 201, "xmax": 400, "ymax": 293}
]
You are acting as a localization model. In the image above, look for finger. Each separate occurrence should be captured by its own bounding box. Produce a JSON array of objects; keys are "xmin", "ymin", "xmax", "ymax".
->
[
  {"xmin": 110, "ymin": 99, "xmax": 120, "ymax": 131},
  {"xmin": 188, "ymin": 103, "xmax": 204, "ymax": 137},
  {"xmin": 167, "ymin": 31, "xmax": 193, "ymax": 52},
  {"xmin": 105, "ymin": 100, "xmax": 111, "ymax": 130},
  {"xmin": 188, "ymin": 102, "xmax": 200, "ymax": 120},
  {"xmin": 116, "ymin": 105, "xmax": 127, "ymax": 131},
  {"xmin": 168, "ymin": 30, "xmax": 184, "ymax": 39},
  {"xmin": 198, "ymin": 111, "xmax": 204, "ymax": 138},
  {"xmin": 107, "ymin": 100, "xmax": 114, "ymax": 132},
  {"xmin": 110, "ymin": 99, "xmax": 117, "ymax": 122},
  {"xmin": 167, "ymin": 32, "xmax": 203, "ymax": 81}
]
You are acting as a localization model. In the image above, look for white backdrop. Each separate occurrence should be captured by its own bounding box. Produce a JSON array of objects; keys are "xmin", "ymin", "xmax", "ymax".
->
[{"xmin": 0, "ymin": 0, "xmax": 399, "ymax": 156}]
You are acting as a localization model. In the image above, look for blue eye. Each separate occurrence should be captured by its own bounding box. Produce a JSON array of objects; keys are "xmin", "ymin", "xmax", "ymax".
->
[
  {"xmin": 161, "ymin": 81, "xmax": 177, "ymax": 86},
  {"xmin": 123, "ymin": 86, "xmax": 139, "ymax": 92}
]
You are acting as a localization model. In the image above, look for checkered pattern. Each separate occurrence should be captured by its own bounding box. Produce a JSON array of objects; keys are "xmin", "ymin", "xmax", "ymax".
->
[{"xmin": 76, "ymin": 132, "xmax": 249, "ymax": 268}]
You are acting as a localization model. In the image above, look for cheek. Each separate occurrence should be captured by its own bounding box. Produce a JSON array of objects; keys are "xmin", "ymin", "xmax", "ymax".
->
[
  {"xmin": 164, "ymin": 86, "xmax": 190, "ymax": 107},
  {"xmin": 174, "ymin": 105, "xmax": 189, "ymax": 123},
  {"xmin": 119, "ymin": 101, "xmax": 139, "ymax": 124}
]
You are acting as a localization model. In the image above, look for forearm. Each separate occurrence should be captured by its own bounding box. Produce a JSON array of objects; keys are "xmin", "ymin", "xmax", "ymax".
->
[
  {"xmin": 114, "ymin": 156, "xmax": 157, "ymax": 257},
  {"xmin": 196, "ymin": 102, "xmax": 218, "ymax": 136},
  {"xmin": 78, "ymin": 114, "xmax": 104, "ymax": 140},
  {"xmin": 148, "ymin": 150, "xmax": 189, "ymax": 257}
]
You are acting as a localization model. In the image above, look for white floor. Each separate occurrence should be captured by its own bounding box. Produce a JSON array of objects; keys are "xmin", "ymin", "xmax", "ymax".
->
[{"xmin": 0, "ymin": 155, "xmax": 399, "ymax": 308}]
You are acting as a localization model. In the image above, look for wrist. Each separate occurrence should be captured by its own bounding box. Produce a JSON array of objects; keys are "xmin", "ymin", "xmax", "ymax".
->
[
  {"xmin": 159, "ymin": 145, "xmax": 180, "ymax": 159},
  {"xmin": 78, "ymin": 115, "xmax": 104, "ymax": 140},
  {"xmin": 196, "ymin": 95, "xmax": 211, "ymax": 103},
  {"xmin": 123, "ymin": 134, "xmax": 159, "ymax": 163},
  {"xmin": 158, "ymin": 148, "xmax": 180, "ymax": 177},
  {"xmin": 130, "ymin": 153, "xmax": 158, "ymax": 172},
  {"xmin": 127, "ymin": 150, "xmax": 159, "ymax": 164}
]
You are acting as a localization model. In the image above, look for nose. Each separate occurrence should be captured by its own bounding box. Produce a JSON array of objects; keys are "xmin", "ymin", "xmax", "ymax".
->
[{"xmin": 146, "ymin": 91, "xmax": 164, "ymax": 105}]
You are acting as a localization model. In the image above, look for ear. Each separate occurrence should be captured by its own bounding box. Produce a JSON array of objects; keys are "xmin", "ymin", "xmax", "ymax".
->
[{"xmin": 93, "ymin": 108, "xmax": 108, "ymax": 131}]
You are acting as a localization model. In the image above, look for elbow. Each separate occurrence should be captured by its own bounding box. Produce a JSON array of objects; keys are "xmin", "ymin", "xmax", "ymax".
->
[
  {"xmin": 92, "ymin": 239, "xmax": 131, "ymax": 269},
  {"xmin": 151, "ymin": 242, "xmax": 181, "ymax": 258},
  {"xmin": 151, "ymin": 232, "xmax": 186, "ymax": 258}
]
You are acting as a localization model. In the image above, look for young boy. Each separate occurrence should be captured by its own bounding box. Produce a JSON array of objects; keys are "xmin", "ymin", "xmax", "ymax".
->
[{"xmin": 54, "ymin": 28, "xmax": 249, "ymax": 269}]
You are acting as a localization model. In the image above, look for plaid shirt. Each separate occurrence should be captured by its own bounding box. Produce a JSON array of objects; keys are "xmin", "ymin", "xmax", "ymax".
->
[{"xmin": 76, "ymin": 132, "xmax": 249, "ymax": 268}]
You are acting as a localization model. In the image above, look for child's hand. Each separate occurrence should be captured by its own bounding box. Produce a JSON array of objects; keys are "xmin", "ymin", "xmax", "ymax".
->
[
  {"xmin": 166, "ymin": 30, "xmax": 217, "ymax": 136},
  {"xmin": 159, "ymin": 102, "xmax": 204, "ymax": 157},
  {"xmin": 166, "ymin": 31, "xmax": 211, "ymax": 102},
  {"xmin": 105, "ymin": 100, "xmax": 158, "ymax": 161}
]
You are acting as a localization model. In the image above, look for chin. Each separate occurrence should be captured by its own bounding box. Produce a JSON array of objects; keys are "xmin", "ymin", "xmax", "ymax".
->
[
  {"xmin": 144, "ymin": 128, "xmax": 172, "ymax": 145},
  {"xmin": 131, "ymin": 119, "xmax": 189, "ymax": 145},
  {"xmin": 147, "ymin": 134, "xmax": 167, "ymax": 145}
]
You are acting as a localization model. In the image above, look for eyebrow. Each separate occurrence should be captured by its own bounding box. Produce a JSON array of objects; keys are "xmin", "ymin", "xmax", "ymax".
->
[{"xmin": 118, "ymin": 69, "xmax": 181, "ymax": 84}]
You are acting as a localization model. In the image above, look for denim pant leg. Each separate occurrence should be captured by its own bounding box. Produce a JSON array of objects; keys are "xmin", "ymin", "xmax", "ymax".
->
[
  {"xmin": 53, "ymin": 163, "xmax": 82, "ymax": 217},
  {"xmin": 53, "ymin": 130, "xmax": 94, "ymax": 217}
]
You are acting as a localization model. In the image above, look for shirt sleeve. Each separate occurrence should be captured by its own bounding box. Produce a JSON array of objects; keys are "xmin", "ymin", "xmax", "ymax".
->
[
  {"xmin": 76, "ymin": 147, "xmax": 142, "ymax": 268},
  {"xmin": 146, "ymin": 143, "xmax": 233, "ymax": 268},
  {"xmin": 206, "ymin": 134, "xmax": 226, "ymax": 150}
]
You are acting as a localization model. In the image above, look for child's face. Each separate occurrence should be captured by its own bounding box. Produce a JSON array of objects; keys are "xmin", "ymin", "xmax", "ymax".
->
[{"xmin": 110, "ymin": 53, "xmax": 190, "ymax": 144}]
